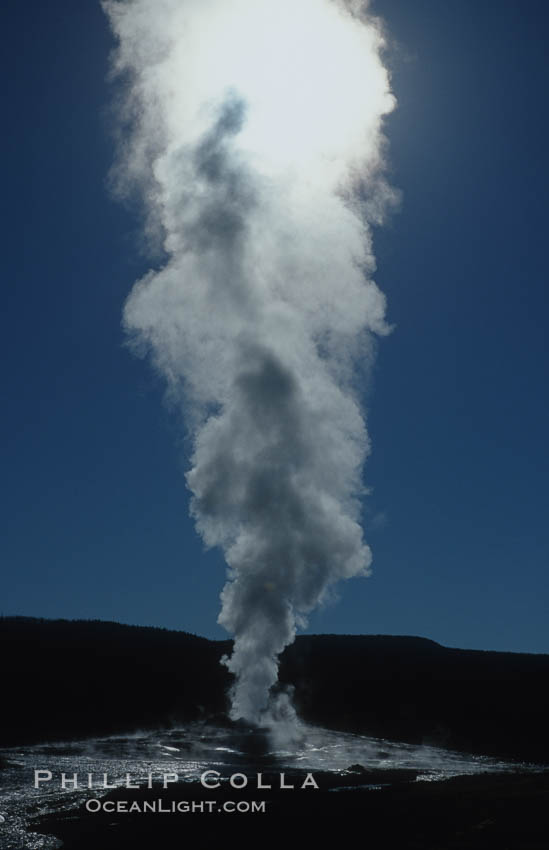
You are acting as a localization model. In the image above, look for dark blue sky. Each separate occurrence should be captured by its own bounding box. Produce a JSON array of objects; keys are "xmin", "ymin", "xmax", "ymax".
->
[{"xmin": 2, "ymin": 0, "xmax": 548, "ymax": 652}]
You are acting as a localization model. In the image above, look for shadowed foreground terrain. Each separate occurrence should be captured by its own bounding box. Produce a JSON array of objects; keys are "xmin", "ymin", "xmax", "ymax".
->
[
  {"xmin": 2, "ymin": 616, "xmax": 549, "ymax": 763},
  {"xmin": 30, "ymin": 770, "xmax": 549, "ymax": 850}
]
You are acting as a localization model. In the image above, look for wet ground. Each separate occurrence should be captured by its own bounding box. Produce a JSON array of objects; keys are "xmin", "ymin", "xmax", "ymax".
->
[{"xmin": 1, "ymin": 722, "xmax": 547, "ymax": 849}]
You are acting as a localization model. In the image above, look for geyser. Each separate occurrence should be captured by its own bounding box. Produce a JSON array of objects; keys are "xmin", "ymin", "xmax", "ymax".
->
[{"xmin": 102, "ymin": 0, "xmax": 397, "ymax": 728}]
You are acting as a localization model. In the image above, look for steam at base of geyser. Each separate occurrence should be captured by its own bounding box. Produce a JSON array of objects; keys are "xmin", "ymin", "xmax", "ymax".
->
[{"xmin": 102, "ymin": 0, "xmax": 397, "ymax": 740}]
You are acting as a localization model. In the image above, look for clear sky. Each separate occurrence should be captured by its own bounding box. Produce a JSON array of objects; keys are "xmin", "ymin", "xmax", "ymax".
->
[{"xmin": 2, "ymin": 0, "xmax": 548, "ymax": 653}]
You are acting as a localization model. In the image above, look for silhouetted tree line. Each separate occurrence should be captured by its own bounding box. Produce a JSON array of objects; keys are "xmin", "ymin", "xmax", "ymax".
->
[
  {"xmin": 0, "ymin": 617, "xmax": 232, "ymax": 746},
  {"xmin": 1, "ymin": 617, "xmax": 548, "ymax": 763},
  {"xmin": 279, "ymin": 634, "xmax": 549, "ymax": 764}
]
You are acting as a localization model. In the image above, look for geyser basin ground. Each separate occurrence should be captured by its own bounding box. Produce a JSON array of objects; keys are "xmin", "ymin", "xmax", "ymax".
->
[{"xmin": 1, "ymin": 722, "xmax": 547, "ymax": 849}]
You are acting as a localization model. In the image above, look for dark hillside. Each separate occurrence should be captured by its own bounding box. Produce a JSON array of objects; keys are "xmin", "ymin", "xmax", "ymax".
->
[
  {"xmin": 1, "ymin": 616, "xmax": 231, "ymax": 746},
  {"xmin": 279, "ymin": 634, "xmax": 549, "ymax": 763},
  {"xmin": 2, "ymin": 617, "xmax": 548, "ymax": 763}
]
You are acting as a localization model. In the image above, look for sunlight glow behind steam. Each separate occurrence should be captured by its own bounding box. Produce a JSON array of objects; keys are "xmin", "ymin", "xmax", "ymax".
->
[{"xmin": 103, "ymin": 0, "xmax": 397, "ymax": 732}]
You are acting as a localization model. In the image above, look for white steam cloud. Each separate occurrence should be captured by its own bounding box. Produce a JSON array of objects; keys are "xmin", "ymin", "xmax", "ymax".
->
[{"xmin": 102, "ymin": 0, "xmax": 397, "ymax": 728}]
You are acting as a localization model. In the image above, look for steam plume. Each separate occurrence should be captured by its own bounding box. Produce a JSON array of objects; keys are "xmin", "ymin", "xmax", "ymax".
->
[{"xmin": 102, "ymin": 0, "xmax": 397, "ymax": 727}]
